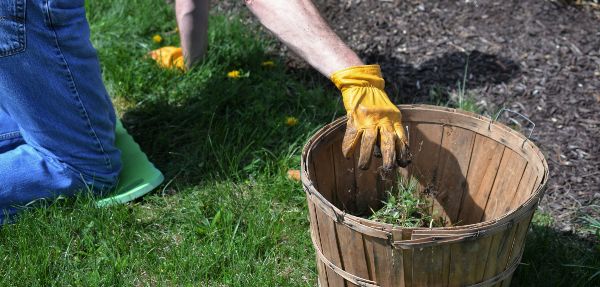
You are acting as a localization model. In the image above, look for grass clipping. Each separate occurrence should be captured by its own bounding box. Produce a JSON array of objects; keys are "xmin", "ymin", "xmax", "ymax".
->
[{"xmin": 368, "ymin": 176, "xmax": 448, "ymax": 228}]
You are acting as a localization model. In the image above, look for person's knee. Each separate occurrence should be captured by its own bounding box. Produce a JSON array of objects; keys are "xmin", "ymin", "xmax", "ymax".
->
[
  {"xmin": 67, "ymin": 153, "xmax": 122, "ymax": 191},
  {"xmin": 87, "ymin": 157, "xmax": 122, "ymax": 190}
]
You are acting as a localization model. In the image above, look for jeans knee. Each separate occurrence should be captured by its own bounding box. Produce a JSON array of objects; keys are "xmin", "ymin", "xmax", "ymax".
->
[
  {"xmin": 68, "ymin": 153, "xmax": 122, "ymax": 192},
  {"xmin": 93, "ymin": 157, "xmax": 122, "ymax": 190}
]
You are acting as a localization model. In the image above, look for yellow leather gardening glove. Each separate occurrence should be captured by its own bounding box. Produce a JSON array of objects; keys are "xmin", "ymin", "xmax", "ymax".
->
[
  {"xmin": 331, "ymin": 65, "xmax": 411, "ymax": 170},
  {"xmin": 149, "ymin": 46, "xmax": 185, "ymax": 71}
]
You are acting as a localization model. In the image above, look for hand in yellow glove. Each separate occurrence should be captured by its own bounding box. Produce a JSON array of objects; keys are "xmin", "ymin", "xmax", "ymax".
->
[
  {"xmin": 331, "ymin": 65, "xmax": 411, "ymax": 170},
  {"xmin": 149, "ymin": 46, "xmax": 185, "ymax": 71}
]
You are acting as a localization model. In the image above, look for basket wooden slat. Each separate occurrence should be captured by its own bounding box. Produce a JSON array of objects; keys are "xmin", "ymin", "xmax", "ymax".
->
[
  {"xmin": 362, "ymin": 238, "xmax": 377, "ymax": 283},
  {"xmin": 332, "ymin": 137, "xmax": 356, "ymax": 213},
  {"xmin": 411, "ymin": 245, "xmax": 434, "ymax": 285},
  {"xmin": 363, "ymin": 237, "xmax": 381, "ymax": 286},
  {"xmin": 483, "ymin": 224, "xmax": 519, "ymax": 281},
  {"xmin": 459, "ymin": 135, "xmax": 505, "ymax": 225},
  {"xmin": 509, "ymin": 164, "xmax": 539, "ymax": 212},
  {"xmin": 500, "ymin": 212, "xmax": 536, "ymax": 285},
  {"xmin": 434, "ymin": 126, "xmax": 477, "ymax": 224},
  {"xmin": 405, "ymin": 123, "xmax": 444, "ymax": 210},
  {"xmin": 482, "ymin": 148, "xmax": 528, "ymax": 222},
  {"xmin": 353, "ymin": 141, "xmax": 383, "ymax": 216},
  {"xmin": 302, "ymin": 105, "xmax": 549, "ymax": 287},
  {"xmin": 398, "ymin": 121, "xmax": 416, "ymax": 182},
  {"xmin": 370, "ymin": 237, "xmax": 399, "ymax": 287},
  {"xmin": 307, "ymin": 203, "xmax": 329, "ymax": 287},
  {"xmin": 448, "ymin": 236, "xmax": 494, "ymax": 285},
  {"xmin": 336, "ymin": 224, "xmax": 369, "ymax": 287},
  {"xmin": 312, "ymin": 144, "xmax": 336, "ymax": 205},
  {"xmin": 493, "ymin": 212, "xmax": 533, "ymax": 287},
  {"xmin": 314, "ymin": 204, "xmax": 345, "ymax": 287}
]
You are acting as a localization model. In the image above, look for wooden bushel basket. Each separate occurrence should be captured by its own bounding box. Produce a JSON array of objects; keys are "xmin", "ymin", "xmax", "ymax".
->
[{"xmin": 301, "ymin": 105, "xmax": 548, "ymax": 287}]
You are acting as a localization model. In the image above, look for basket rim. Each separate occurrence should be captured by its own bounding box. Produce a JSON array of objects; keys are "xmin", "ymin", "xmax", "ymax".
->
[{"xmin": 301, "ymin": 104, "xmax": 549, "ymax": 242}]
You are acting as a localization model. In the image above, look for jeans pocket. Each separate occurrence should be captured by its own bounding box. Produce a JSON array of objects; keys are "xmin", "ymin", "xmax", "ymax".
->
[
  {"xmin": 0, "ymin": 0, "xmax": 26, "ymax": 58},
  {"xmin": 47, "ymin": 0, "xmax": 85, "ymax": 27}
]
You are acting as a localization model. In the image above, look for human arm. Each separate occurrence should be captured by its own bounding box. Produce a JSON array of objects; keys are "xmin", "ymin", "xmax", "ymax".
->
[
  {"xmin": 246, "ymin": 0, "xmax": 411, "ymax": 169},
  {"xmin": 176, "ymin": 0, "xmax": 209, "ymax": 68},
  {"xmin": 148, "ymin": 0, "xmax": 209, "ymax": 70},
  {"xmin": 165, "ymin": 0, "xmax": 411, "ymax": 168},
  {"xmin": 245, "ymin": 0, "xmax": 362, "ymax": 77},
  {"xmin": 174, "ymin": 0, "xmax": 358, "ymax": 75}
]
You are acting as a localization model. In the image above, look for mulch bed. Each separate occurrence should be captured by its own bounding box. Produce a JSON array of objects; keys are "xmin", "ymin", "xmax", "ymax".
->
[{"xmin": 215, "ymin": 0, "xmax": 600, "ymax": 235}]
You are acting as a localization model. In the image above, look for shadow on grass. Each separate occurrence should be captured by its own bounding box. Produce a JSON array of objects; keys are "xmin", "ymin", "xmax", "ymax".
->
[
  {"xmin": 513, "ymin": 221, "xmax": 600, "ymax": 286},
  {"xmin": 119, "ymin": 59, "xmax": 340, "ymax": 186}
]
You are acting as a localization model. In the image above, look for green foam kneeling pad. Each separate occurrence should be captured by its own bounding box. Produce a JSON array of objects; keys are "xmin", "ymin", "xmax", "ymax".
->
[{"xmin": 96, "ymin": 119, "xmax": 164, "ymax": 207}]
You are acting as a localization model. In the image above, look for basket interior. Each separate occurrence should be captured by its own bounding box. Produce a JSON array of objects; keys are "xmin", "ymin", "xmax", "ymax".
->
[{"xmin": 306, "ymin": 107, "xmax": 546, "ymax": 226}]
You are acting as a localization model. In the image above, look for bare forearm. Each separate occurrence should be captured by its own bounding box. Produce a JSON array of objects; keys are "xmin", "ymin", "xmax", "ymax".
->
[
  {"xmin": 176, "ymin": 0, "xmax": 209, "ymax": 68},
  {"xmin": 245, "ymin": 0, "xmax": 363, "ymax": 77}
]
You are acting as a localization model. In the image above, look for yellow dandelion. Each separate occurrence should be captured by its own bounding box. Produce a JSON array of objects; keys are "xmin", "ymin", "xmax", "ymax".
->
[
  {"xmin": 261, "ymin": 60, "xmax": 275, "ymax": 67},
  {"xmin": 227, "ymin": 70, "xmax": 241, "ymax": 79},
  {"xmin": 285, "ymin": 116, "xmax": 299, "ymax": 127},
  {"xmin": 152, "ymin": 34, "xmax": 163, "ymax": 44}
]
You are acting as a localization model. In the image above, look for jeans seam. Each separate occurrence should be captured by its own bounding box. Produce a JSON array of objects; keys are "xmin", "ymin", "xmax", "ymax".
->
[
  {"xmin": 0, "ymin": 0, "xmax": 27, "ymax": 58},
  {"xmin": 43, "ymin": 147, "xmax": 112, "ymax": 190},
  {"xmin": 44, "ymin": 0, "xmax": 113, "ymax": 172},
  {"xmin": 0, "ymin": 131, "xmax": 21, "ymax": 141}
]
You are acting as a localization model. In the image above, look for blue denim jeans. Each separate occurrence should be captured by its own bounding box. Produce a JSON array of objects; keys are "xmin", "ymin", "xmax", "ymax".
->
[{"xmin": 0, "ymin": 0, "xmax": 121, "ymax": 220}]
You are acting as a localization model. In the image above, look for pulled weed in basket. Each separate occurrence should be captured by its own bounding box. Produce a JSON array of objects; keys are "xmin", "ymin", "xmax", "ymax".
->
[{"xmin": 368, "ymin": 176, "xmax": 447, "ymax": 228}]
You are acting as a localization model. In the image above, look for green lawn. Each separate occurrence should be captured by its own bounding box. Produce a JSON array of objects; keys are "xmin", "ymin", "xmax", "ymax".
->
[{"xmin": 0, "ymin": 0, "xmax": 598, "ymax": 286}]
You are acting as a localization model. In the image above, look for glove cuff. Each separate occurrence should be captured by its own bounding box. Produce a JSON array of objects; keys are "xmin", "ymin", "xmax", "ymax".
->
[{"xmin": 330, "ymin": 64, "xmax": 385, "ymax": 91}]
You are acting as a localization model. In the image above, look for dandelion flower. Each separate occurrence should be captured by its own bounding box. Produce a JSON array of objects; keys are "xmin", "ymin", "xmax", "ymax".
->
[
  {"xmin": 152, "ymin": 34, "xmax": 163, "ymax": 44},
  {"xmin": 261, "ymin": 60, "xmax": 275, "ymax": 67},
  {"xmin": 287, "ymin": 169, "xmax": 301, "ymax": 181},
  {"xmin": 285, "ymin": 116, "xmax": 299, "ymax": 126},
  {"xmin": 227, "ymin": 70, "xmax": 241, "ymax": 79}
]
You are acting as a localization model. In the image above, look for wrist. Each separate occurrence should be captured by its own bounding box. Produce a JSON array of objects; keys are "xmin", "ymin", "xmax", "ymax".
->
[
  {"xmin": 331, "ymin": 64, "xmax": 385, "ymax": 91},
  {"xmin": 321, "ymin": 51, "xmax": 364, "ymax": 77}
]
